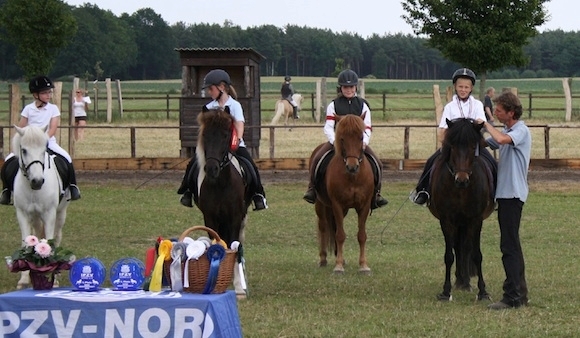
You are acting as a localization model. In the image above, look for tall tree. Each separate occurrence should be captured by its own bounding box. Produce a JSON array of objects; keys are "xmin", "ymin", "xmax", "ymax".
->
[
  {"xmin": 0, "ymin": 0, "xmax": 77, "ymax": 78},
  {"xmin": 402, "ymin": 0, "xmax": 549, "ymax": 95}
]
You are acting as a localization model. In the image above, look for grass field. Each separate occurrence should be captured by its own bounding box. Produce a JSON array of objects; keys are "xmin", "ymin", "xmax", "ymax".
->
[{"xmin": 0, "ymin": 179, "xmax": 579, "ymax": 336}]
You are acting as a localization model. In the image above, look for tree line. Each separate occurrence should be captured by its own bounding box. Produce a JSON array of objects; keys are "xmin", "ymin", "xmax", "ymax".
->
[{"xmin": 0, "ymin": 2, "xmax": 579, "ymax": 82}]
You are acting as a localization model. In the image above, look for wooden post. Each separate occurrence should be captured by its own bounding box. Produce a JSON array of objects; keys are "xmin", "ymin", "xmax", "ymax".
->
[
  {"xmin": 563, "ymin": 78, "xmax": 572, "ymax": 122},
  {"xmin": 359, "ymin": 79, "xmax": 365, "ymax": 98},
  {"xmin": 106, "ymin": 78, "xmax": 112, "ymax": 123},
  {"xmin": 116, "ymin": 79, "xmax": 123, "ymax": 118},
  {"xmin": 433, "ymin": 84, "xmax": 444, "ymax": 148},
  {"xmin": 8, "ymin": 84, "xmax": 21, "ymax": 154},
  {"xmin": 52, "ymin": 82, "xmax": 63, "ymax": 145},
  {"xmin": 320, "ymin": 77, "xmax": 327, "ymax": 123},
  {"xmin": 315, "ymin": 79, "xmax": 322, "ymax": 123}
]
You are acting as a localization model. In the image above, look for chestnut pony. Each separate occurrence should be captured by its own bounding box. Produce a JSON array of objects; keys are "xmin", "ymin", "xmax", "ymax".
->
[{"xmin": 313, "ymin": 113, "xmax": 375, "ymax": 274}]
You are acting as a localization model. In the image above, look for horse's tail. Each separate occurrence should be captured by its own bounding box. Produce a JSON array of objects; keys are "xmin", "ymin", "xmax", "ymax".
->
[
  {"xmin": 271, "ymin": 100, "xmax": 284, "ymax": 125},
  {"xmin": 455, "ymin": 225, "xmax": 479, "ymax": 281}
]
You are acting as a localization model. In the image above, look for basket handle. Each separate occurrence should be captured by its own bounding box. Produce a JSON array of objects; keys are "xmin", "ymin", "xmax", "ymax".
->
[{"xmin": 178, "ymin": 226, "xmax": 222, "ymax": 243}]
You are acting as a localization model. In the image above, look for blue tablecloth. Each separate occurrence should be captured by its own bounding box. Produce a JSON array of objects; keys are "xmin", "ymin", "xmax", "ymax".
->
[{"xmin": 0, "ymin": 288, "xmax": 242, "ymax": 337}]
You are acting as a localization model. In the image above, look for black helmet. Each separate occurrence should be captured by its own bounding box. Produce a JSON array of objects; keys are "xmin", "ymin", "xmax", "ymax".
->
[
  {"xmin": 29, "ymin": 76, "xmax": 54, "ymax": 93},
  {"xmin": 337, "ymin": 69, "xmax": 358, "ymax": 86},
  {"xmin": 284, "ymin": 76, "xmax": 291, "ymax": 82},
  {"xmin": 452, "ymin": 68, "xmax": 476, "ymax": 85},
  {"xmin": 202, "ymin": 69, "xmax": 231, "ymax": 89}
]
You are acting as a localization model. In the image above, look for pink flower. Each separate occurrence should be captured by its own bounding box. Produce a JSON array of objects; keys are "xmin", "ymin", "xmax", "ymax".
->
[
  {"xmin": 34, "ymin": 242, "xmax": 52, "ymax": 258},
  {"xmin": 24, "ymin": 235, "xmax": 39, "ymax": 247}
]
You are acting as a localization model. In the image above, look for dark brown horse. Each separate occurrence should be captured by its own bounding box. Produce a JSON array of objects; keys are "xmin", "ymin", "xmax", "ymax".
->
[
  {"xmin": 195, "ymin": 105, "xmax": 252, "ymax": 296},
  {"xmin": 313, "ymin": 113, "xmax": 375, "ymax": 274},
  {"xmin": 429, "ymin": 118, "xmax": 496, "ymax": 301}
]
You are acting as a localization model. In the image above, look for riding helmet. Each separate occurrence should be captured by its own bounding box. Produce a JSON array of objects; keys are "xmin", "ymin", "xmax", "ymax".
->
[
  {"xmin": 452, "ymin": 68, "xmax": 476, "ymax": 85},
  {"xmin": 337, "ymin": 69, "xmax": 358, "ymax": 86},
  {"xmin": 29, "ymin": 76, "xmax": 54, "ymax": 93},
  {"xmin": 202, "ymin": 69, "xmax": 231, "ymax": 89},
  {"xmin": 284, "ymin": 75, "xmax": 291, "ymax": 82}
]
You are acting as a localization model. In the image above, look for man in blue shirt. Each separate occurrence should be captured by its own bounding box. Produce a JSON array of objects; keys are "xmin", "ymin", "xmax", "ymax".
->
[{"xmin": 477, "ymin": 91, "xmax": 531, "ymax": 310}]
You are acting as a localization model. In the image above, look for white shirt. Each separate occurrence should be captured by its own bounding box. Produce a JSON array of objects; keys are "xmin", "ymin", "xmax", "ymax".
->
[
  {"xmin": 72, "ymin": 96, "xmax": 91, "ymax": 117},
  {"xmin": 439, "ymin": 95, "xmax": 486, "ymax": 128},
  {"xmin": 21, "ymin": 102, "xmax": 60, "ymax": 143},
  {"xmin": 323, "ymin": 99, "xmax": 372, "ymax": 145},
  {"xmin": 205, "ymin": 96, "xmax": 246, "ymax": 147}
]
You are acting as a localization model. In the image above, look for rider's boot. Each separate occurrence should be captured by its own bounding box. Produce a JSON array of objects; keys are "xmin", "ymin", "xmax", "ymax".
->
[
  {"xmin": 180, "ymin": 190, "xmax": 193, "ymax": 208},
  {"xmin": 0, "ymin": 157, "xmax": 17, "ymax": 205},
  {"xmin": 293, "ymin": 106, "xmax": 299, "ymax": 119},
  {"xmin": 371, "ymin": 192, "xmax": 389, "ymax": 209},
  {"xmin": 412, "ymin": 190, "xmax": 429, "ymax": 206},
  {"xmin": 303, "ymin": 183, "xmax": 316, "ymax": 204},
  {"xmin": 67, "ymin": 161, "xmax": 81, "ymax": 200}
]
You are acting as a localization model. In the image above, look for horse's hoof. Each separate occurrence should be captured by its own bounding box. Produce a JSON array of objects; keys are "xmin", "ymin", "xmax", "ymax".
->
[
  {"xmin": 333, "ymin": 268, "xmax": 345, "ymax": 274},
  {"xmin": 358, "ymin": 267, "xmax": 371, "ymax": 275},
  {"xmin": 477, "ymin": 293, "xmax": 492, "ymax": 301},
  {"xmin": 437, "ymin": 293, "xmax": 452, "ymax": 301}
]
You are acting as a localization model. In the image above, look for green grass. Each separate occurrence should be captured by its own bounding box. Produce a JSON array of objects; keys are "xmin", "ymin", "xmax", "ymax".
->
[{"xmin": 1, "ymin": 179, "xmax": 579, "ymax": 336}]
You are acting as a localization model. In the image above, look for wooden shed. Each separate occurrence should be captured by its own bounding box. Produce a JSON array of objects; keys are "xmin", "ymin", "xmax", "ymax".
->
[{"xmin": 176, "ymin": 47, "xmax": 266, "ymax": 158}]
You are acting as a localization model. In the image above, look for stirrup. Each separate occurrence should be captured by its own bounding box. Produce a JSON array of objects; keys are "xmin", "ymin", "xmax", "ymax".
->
[
  {"xmin": 252, "ymin": 194, "xmax": 268, "ymax": 211},
  {"xmin": 69, "ymin": 184, "xmax": 81, "ymax": 201},
  {"xmin": 411, "ymin": 190, "xmax": 429, "ymax": 206}
]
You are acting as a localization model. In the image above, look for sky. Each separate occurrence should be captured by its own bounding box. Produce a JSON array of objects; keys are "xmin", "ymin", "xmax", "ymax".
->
[{"xmin": 64, "ymin": 0, "xmax": 577, "ymax": 38}]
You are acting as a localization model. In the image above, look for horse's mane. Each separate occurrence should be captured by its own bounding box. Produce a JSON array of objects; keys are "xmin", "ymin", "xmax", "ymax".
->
[
  {"xmin": 334, "ymin": 114, "xmax": 365, "ymax": 152},
  {"xmin": 12, "ymin": 126, "xmax": 49, "ymax": 156},
  {"xmin": 440, "ymin": 118, "xmax": 483, "ymax": 159},
  {"xmin": 196, "ymin": 106, "xmax": 234, "ymax": 167}
]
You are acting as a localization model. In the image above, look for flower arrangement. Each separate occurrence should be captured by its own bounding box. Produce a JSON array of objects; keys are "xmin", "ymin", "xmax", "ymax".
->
[{"xmin": 8, "ymin": 235, "xmax": 76, "ymax": 273}]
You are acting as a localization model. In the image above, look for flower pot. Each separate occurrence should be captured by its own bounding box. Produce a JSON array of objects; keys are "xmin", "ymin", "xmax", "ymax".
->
[{"xmin": 29, "ymin": 270, "xmax": 55, "ymax": 290}]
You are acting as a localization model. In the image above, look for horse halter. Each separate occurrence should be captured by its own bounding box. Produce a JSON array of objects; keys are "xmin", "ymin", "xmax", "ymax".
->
[
  {"xmin": 18, "ymin": 146, "xmax": 47, "ymax": 179},
  {"xmin": 339, "ymin": 138, "xmax": 364, "ymax": 164}
]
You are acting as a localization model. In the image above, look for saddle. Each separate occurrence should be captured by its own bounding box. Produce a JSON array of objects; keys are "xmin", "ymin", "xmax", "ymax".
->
[
  {"xmin": 49, "ymin": 150, "xmax": 71, "ymax": 188},
  {"xmin": 314, "ymin": 149, "xmax": 380, "ymax": 187},
  {"xmin": 187, "ymin": 154, "xmax": 255, "ymax": 205}
]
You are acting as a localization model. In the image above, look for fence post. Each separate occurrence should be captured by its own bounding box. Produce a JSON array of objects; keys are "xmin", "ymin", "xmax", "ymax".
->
[
  {"xmin": 404, "ymin": 127, "xmax": 410, "ymax": 159},
  {"xmin": 382, "ymin": 93, "xmax": 386, "ymax": 119},
  {"xmin": 166, "ymin": 94, "xmax": 170, "ymax": 119},
  {"xmin": 544, "ymin": 126, "xmax": 550, "ymax": 159},
  {"xmin": 130, "ymin": 127, "xmax": 136, "ymax": 158},
  {"xmin": 269, "ymin": 127, "xmax": 275, "ymax": 159},
  {"xmin": 528, "ymin": 93, "xmax": 532, "ymax": 118}
]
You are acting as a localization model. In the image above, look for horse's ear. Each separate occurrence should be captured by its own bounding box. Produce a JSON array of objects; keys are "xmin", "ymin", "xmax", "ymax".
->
[
  {"xmin": 361, "ymin": 112, "xmax": 366, "ymax": 120},
  {"xmin": 334, "ymin": 114, "xmax": 341, "ymax": 123},
  {"xmin": 446, "ymin": 118, "xmax": 453, "ymax": 128},
  {"xmin": 202, "ymin": 105, "xmax": 209, "ymax": 112},
  {"xmin": 42, "ymin": 125, "xmax": 49, "ymax": 134},
  {"xmin": 474, "ymin": 120, "xmax": 485, "ymax": 132},
  {"xmin": 14, "ymin": 125, "xmax": 24, "ymax": 136},
  {"xmin": 224, "ymin": 106, "xmax": 230, "ymax": 114}
]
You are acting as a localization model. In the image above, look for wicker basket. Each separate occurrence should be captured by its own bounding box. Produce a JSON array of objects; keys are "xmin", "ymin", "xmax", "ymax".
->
[{"xmin": 163, "ymin": 226, "xmax": 236, "ymax": 294}]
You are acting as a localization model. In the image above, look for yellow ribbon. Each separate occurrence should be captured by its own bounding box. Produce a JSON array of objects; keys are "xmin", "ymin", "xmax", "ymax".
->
[
  {"xmin": 211, "ymin": 238, "xmax": 227, "ymax": 249},
  {"xmin": 149, "ymin": 240, "xmax": 173, "ymax": 292}
]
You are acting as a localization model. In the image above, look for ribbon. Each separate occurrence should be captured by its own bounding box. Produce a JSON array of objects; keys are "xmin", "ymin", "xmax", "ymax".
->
[
  {"xmin": 183, "ymin": 241, "xmax": 205, "ymax": 288},
  {"xmin": 170, "ymin": 242, "xmax": 187, "ymax": 292},
  {"xmin": 149, "ymin": 240, "xmax": 172, "ymax": 292},
  {"xmin": 202, "ymin": 244, "xmax": 226, "ymax": 294}
]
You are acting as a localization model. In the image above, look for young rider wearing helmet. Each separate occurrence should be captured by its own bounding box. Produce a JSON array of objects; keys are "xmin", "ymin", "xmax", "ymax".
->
[
  {"xmin": 280, "ymin": 76, "xmax": 299, "ymax": 119},
  {"xmin": 303, "ymin": 69, "xmax": 388, "ymax": 210},
  {"xmin": 0, "ymin": 76, "xmax": 81, "ymax": 205},
  {"xmin": 177, "ymin": 69, "xmax": 268, "ymax": 211},
  {"xmin": 410, "ymin": 68, "xmax": 493, "ymax": 205}
]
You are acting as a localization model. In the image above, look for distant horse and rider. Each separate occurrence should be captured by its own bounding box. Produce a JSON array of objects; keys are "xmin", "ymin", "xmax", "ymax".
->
[{"xmin": 271, "ymin": 93, "xmax": 304, "ymax": 127}]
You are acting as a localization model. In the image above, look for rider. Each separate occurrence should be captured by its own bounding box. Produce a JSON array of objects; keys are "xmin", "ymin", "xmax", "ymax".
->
[
  {"xmin": 177, "ymin": 69, "xmax": 268, "ymax": 211},
  {"xmin": 302, "ymin": 69, "xmax": 388, "ymax": 210},
  {"xmin": 410, "ymin": 68, "xmax": 492, "ymax": 206},
  {"xmin": 280, "ymin": 75, "xmax": 299, "ymax": 119},
  {"xmin": 0, "ymin": 75, "xmax": 81, "ymax": 205}
]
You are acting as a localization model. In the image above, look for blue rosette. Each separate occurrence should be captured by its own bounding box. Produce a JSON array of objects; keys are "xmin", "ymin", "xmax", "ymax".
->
[{"xmin": 202, "ymin": 244, "xmax": 226, "ymax": 294}]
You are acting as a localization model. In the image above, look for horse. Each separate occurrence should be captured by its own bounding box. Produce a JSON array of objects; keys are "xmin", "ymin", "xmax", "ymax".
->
[
  {"xmin": 271, "ymin": 93, "xmax": 304, "ymax": 128},
  {"xmin": 12, "ymin": 125, "xmax": 70, "ymax": 289},
  {"xmin": 195, "ymin": 105, "xmax": 253, "ymax": 297},
  {"xmin": 313, "ymin": 113, "xmax": 375, "ymax": 274},
  {"xmin": 428, "ymin": 118, "xmax": 496, "ymax": 301}
]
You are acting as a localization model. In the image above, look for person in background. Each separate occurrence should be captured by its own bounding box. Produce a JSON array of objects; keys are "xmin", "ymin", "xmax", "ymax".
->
[
  {"xmin": 72, "ymin": 88, "xmax": 91, "ymax": 141},
  {"xmin": 410, "ymin": 68, "xmax": 493, "ymax": 206},
  {"xmin": 303, "ymin": 69, "xmax": 388, "ymax": 209},
  {"xmin": 484, "ymin": 87, "xmax": 496, "ymax": 124},
  {"xmin": 478, "ymin": 91, "xmax": 531, "ymax": 310},
  {"xmin": 177, "ymin": 69, "xmax": 268, "ymax": 211},
  {"xmin": 0, "ymin": 76, "xmax": 81, "ymax": 205},
  {"xmin": 280, "ymin": 75, "xmax": 299, "ymax": 119}
]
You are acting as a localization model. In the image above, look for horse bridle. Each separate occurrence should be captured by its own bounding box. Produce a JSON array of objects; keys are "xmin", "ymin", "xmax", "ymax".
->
[
  {"xmin": 446, "ymin": 143, "xmax": 480, "ymax": 177},
  {"xmin": 18, "ymin": 146, "xmax": 48, "ymax": 179},
  {"xmin": 339, "ymin": 139, "xmax": 364, "ymax": 164},
  {"xmin": 205, "ymin": 150, "xmax": 232, "ymax": 171}
]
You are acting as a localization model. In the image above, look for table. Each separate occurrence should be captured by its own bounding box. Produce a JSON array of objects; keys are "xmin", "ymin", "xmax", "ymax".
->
[{"xmin": 0, "ymin": 288, "xmax": 242, "ymax": 337}]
